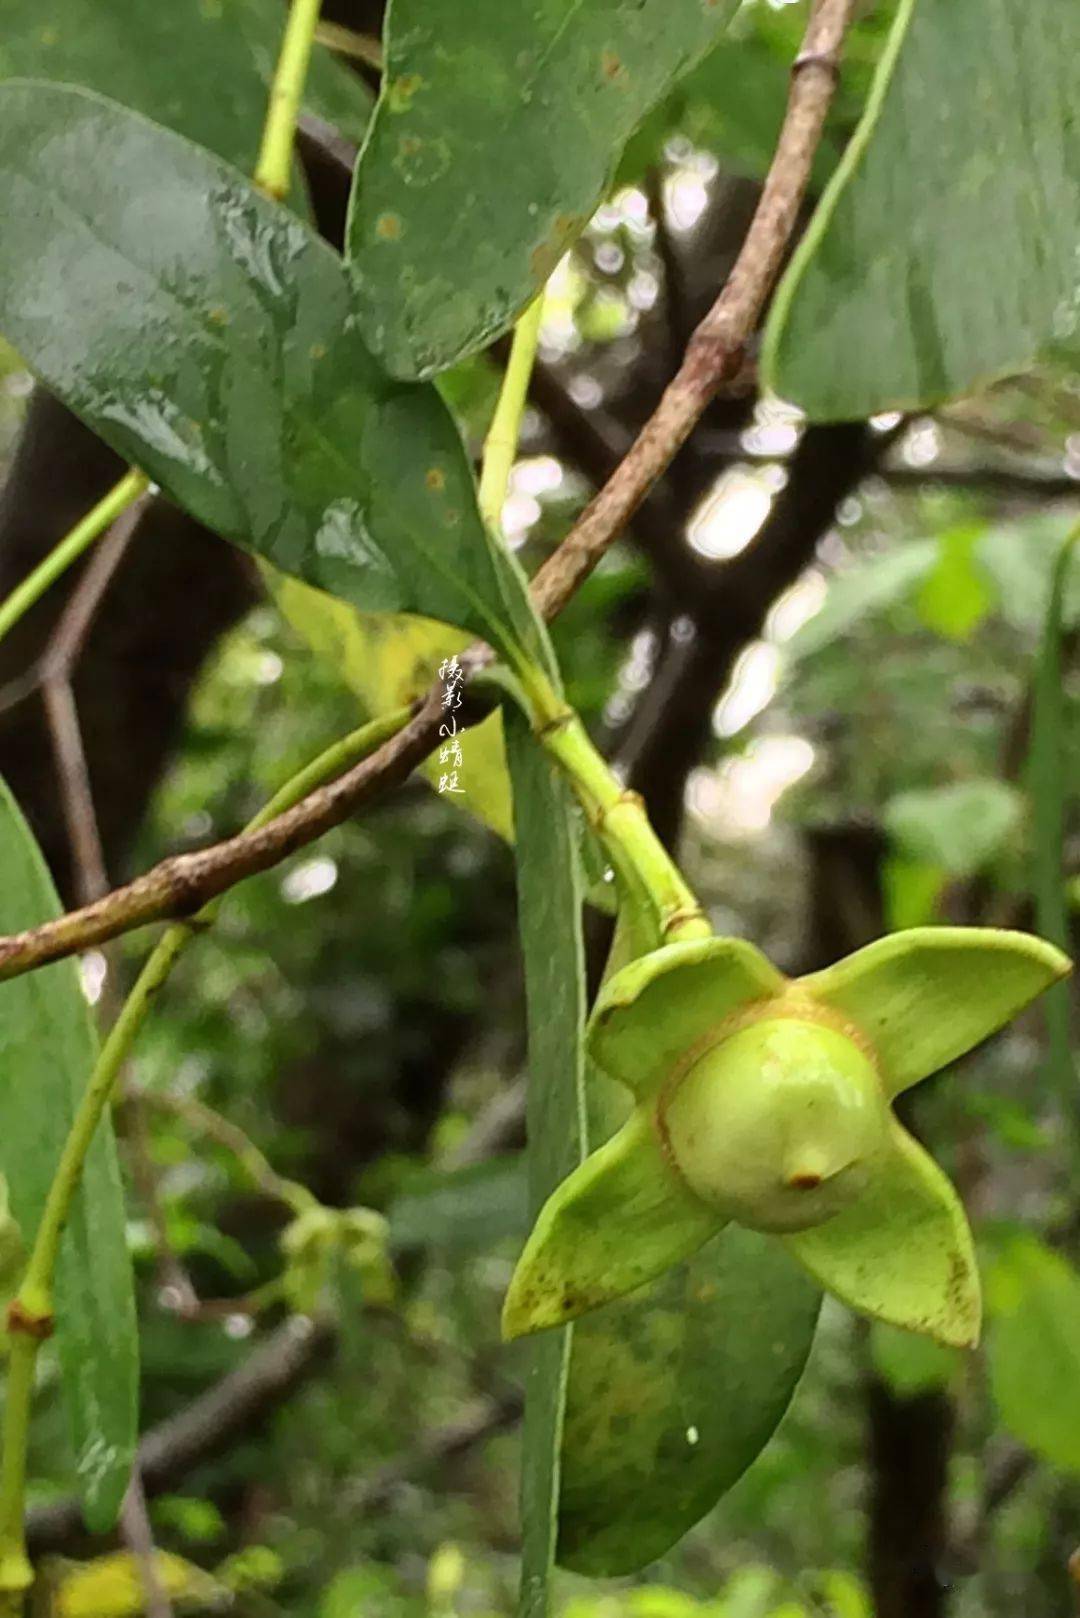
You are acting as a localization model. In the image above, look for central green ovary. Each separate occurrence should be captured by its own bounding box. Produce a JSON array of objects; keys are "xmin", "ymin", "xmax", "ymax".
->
[{"xmin": 660, "ymin": 1017, "xmax": 891, "ymax": 1233}]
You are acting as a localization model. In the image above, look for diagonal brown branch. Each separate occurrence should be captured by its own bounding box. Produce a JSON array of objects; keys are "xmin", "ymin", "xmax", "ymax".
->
[
  {"xmin": 0, "ymin": 0, "xmax": 854, "ymax": 985},
  {"xmin": 530, "ymin": 0, "xmax": 855, "ymax": 618}
]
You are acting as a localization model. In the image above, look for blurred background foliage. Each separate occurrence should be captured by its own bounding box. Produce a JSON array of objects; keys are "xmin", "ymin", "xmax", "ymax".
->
[{"xmin": 2, "ymin": 0, "xmax": 1080, "ymax": 1615}]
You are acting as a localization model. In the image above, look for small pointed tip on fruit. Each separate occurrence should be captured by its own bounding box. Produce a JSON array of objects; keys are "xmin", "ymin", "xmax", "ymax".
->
[{"xmin": 783, "ymin": 1145, "xmax": 832, "ymax": 1193}]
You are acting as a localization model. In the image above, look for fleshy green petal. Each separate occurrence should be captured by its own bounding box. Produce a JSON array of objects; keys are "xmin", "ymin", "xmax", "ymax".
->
[
  {"xmin": 798, "ymin": 926, "xmax": 1071, "ymax": 1097},
  {"xmin": 781, "ymin": 1120, "xmax": 980, "ymax": 1348},
  {"xmin": 588, "ymin": 938, "xmax": 786, "ymax": 1099},
  {"xmin": 501, "ymin": 1107, "xmax": 722, "ymax": 1339}
]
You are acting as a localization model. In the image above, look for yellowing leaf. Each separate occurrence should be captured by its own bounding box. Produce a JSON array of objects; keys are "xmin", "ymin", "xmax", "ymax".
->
[
  {"xmin": 54, "ymin": 1552, "xmax": 225, "ymax": 1617},
  {"xmin": 271, "ymin": 571, "xmax": 514, "ymax": 841}
]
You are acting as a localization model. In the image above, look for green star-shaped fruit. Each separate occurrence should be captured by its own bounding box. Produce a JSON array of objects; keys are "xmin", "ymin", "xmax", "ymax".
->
[{"xmin": 503, "ymin": 927, "xmax": 1070, "ymax": 1348}]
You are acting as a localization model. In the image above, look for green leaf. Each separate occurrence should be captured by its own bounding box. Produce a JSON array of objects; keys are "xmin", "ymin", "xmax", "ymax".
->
[
  {"xmin": 505, "ymin": 715, "xmax": 588, "ymax": 1618},
  {"xmin": 558, "ymin": 1225, "xmax": 820, "ymax": 1574},
  {"xmin": 271, "ymin": 572, "xmax": 515, "ymax": 840},
  {"xmin": 347, "ymin": 0, "xmax": 740, "ymax": 379},
  {"xmin": 788, "ymin": 541, "xmax": 937, "ymax": 662},
  {"xmin": 388, "ymin": 1156, "xmax": 528, "ymax": 1252},
  {"xmin": 764, "ymin": 0, "xmax": 1080, "ymax": 420},
  {"xmin": 0, "ymin": 82, "xmax": 546, "ymax": 667},
  {"xmin": 986, "ymin": 1234, "xmax": 1080, "ymax": 1472},
  {"xmin": 0, "ymin": 777, "xmax": 137, "ymax": 1529},
  {"xmin": 503, "ymin": 1108, "xmax": 722, "ymax": 1339},
  {"xmin": 916, "ymin": 524, "xmax": 996, "ymax": 643},
  {"xmin": 1029, "ymin": 530, "xmax": 1079, "ymax": 1123},
  {"xmin": 869, "ymin": 1322, "xmax": 959, "ymax": 1397},
  {"xmin": 799, "ymin": 927, "xmax": 1070, "ymax": 1099},
  {"xmin": 589, "ymin": 937, "xmax": 785, "ymax": 1101},
  {"xmin": 883, "ymin": 779, "xmax": 1023, "ymax": 879},
  {"xmin": 881, "ymin": 858, "xmax": 945, "ymax": 933},
  {"xmin": 1, "ymin": 0, "xmax": 371, "ymax": 173},
  {"xmin": 783, "ymin": 1120, "xmax": 980, "ymax": 1348}
]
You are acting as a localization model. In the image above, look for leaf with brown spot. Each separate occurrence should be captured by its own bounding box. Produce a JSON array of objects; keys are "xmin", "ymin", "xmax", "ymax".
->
[{"xmin": 347, "ymin": 0, "xmax": 741, "ymax": 378}]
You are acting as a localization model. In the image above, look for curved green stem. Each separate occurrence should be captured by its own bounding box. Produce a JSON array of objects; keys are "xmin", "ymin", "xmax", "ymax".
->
[
  {"xmin": 0, "ymin": 469, "xmax": 148, "ymax": 650},
  {"xmin": 478, "ymin": 293, "xmax": 707, "ymax": 945},
  {"xmin": 254, "ymin": 0, "xmax": 325, "ymax": 199},
  {"xmin": 137, "ymin": 1087, "xmax": 316, "ymax": 1217},
  {"xmin": 0, "ymin": 705, "xmax": 409, "ymax": 1595},
  {"xmin": 479, "ymin": 293, "xmax": 545, "ymax": 531},
  {"xmin": 521, "ymin": 665, "xmax": 710, "ymax": 945}
]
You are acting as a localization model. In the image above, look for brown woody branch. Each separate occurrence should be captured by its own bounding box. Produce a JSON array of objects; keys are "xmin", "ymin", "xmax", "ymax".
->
[
  {"xmin": 0, "ymin": 0, "xmax": 855, "ymax": 985},
  {"xmin": 529, "ymin": 0, "xmax": 854, "ymax": 617}
]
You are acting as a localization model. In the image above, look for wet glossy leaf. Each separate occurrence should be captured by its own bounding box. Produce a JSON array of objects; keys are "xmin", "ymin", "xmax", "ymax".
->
[
  {"xmin": 0, "ymin": 83, "xmax": 545, "ymax": 665},
  {"xmin": 764, "ymin": 0, "xmax": 1080, "ymax": 419},
  {"xmin": 272, "ymin": 572, "xmax": 514, "ymax": 840},
  {"xmin": 1, "ymin": 0, "xmax": 371, "ymax": 172},
  {"xmin": 559, "ymin": 1225, "xmax": 819, "ymax": 1574},
  {"xmin": 505, "ymin": 715, "xmax": 588, "ymax": 1618},
  {"xmin": 347, "ymin": 0, "xmax": 739, "ymax": 379},
  {"xmin": 0, "ymin": 777, "xmax": 137, "ymax": 1530},
  {"xmin": 986, "ymin": 1234, "xmax": 1080, "ymax": 1472}
]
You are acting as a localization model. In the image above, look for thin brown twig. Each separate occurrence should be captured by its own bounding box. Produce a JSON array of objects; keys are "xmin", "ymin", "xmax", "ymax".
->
[
  {"xmin": 23, "ymin": 492, "xmax": 151, "ymax": 903},
  {"xmin": 123, "ymin": 1089, "xmax": 202, "ymax": 1318},
  {"xmin": 119, "ymin": 1472, "xmax": 173, "ymax": 1618},
  {"xmin": 0, "ymin": 0, "xmax": 854, "ymax": 985},
  {"xmin": 313, "ymin": 19, "xmax": 383, "ymax": 71},
  {"xmin": 43, "ymin": 680, "xmax": 110, "ymax": 907}
]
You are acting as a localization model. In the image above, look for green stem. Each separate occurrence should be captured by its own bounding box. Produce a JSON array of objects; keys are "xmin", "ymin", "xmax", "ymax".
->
[
  {"xmin": 0, "ymin": 1338, "xmax": 34, "ymax": 1612},
  {"xmin": 0, "ymin": 705, "xmax": 409, "ymax": 1593},
  {"xmin": 0, "ymin": 469, "xmax": 148, "ymax": 649},
  {"xmin": 137, "ymin": 1088, "xmax": 315, "ymax": 1217},
  {"xmin": 478, "ymin": 293, "xmax": 545, "ymax": 531},
  {"xmin": 521, "ymin": 664, "xmax": 710, "ymax": 945},
  {"xmin": 254, "ymin": 0, "xmax": 325, "ymax": 199},
  {"xmin": 478, "ymin": 293, "xmax": 706, "ymax": 944},
  {"xmin": 1031, "ymin": 521, "xmax": 1080, "ymax": 1137}
]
